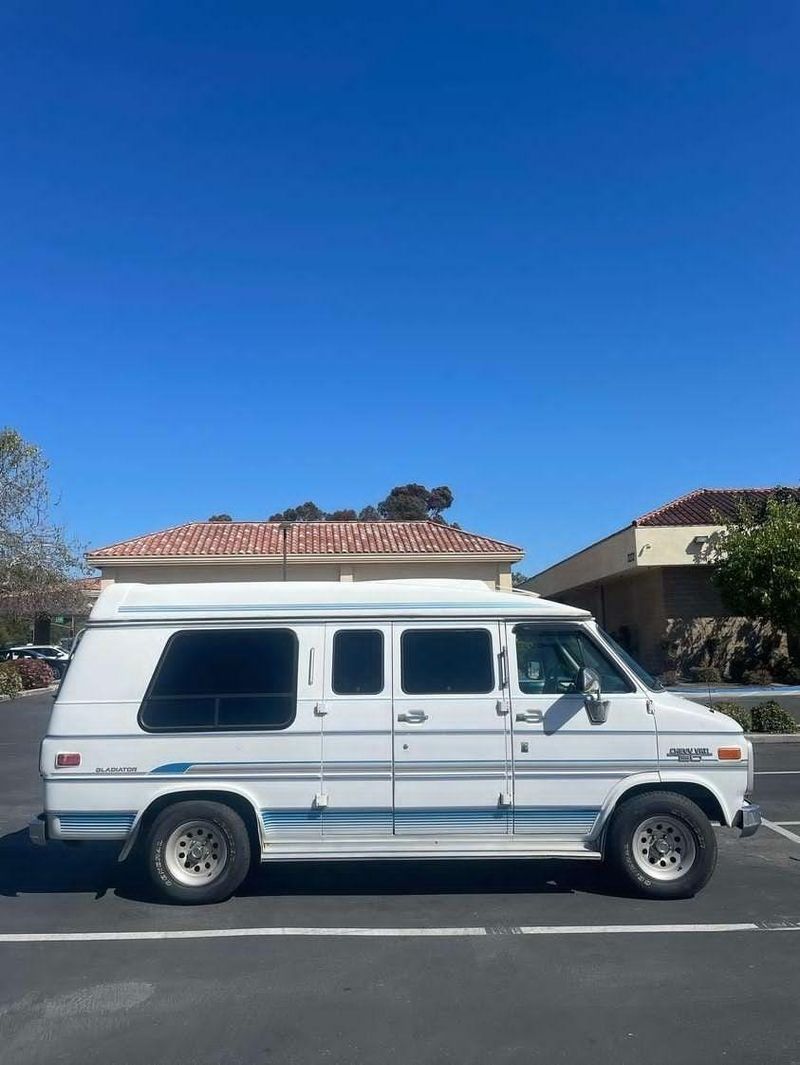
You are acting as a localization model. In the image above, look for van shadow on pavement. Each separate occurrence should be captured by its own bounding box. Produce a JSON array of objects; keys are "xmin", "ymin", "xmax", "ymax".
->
[{"xmin": 0, "ymin": 827, "xmax": 624, "ymax": 904}]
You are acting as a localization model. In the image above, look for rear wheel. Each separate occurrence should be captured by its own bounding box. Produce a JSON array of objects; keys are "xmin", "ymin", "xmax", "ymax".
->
[
  {"xmin": 606, "ymin": 791, "xmax": 717, "ymax": 899},
  {"xmin": 144, "ymin": 800, "xmax": 252, "ymax": 904}
]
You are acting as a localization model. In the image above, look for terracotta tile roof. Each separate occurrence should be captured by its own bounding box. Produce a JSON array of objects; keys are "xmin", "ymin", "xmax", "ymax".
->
[
  {"xmin": 634, "ymin": 487, "xmax": 800, "ymax": 527},
  {"xmin": 87, "ymin": 521, "xmax": 523, "ymax": 560}
]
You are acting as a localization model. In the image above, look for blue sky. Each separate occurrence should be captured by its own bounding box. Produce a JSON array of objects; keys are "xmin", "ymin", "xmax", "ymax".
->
[{"xmin": 2, "ymin": 2, "xmax": 798, "ymax": 573}]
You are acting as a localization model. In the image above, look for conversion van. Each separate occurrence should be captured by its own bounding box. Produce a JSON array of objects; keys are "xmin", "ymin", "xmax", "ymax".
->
[{"xmin": 30, "ymin": 579, "xmax": 760, "ymax": 904}]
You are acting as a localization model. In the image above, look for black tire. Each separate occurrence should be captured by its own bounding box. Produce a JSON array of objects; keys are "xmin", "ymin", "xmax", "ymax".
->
[
  {"xmin": 144, "ymin": 800, "xmax": 252, "ymax": 904},
  {"xmin": 605, "ymin": 791, "xmax": 718, "ymax": 899}
]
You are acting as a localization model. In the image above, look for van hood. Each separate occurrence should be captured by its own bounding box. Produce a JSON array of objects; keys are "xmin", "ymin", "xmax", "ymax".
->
[{"xmin": 653, "ymin": 689, "xmax": 743, "ymax": 734}]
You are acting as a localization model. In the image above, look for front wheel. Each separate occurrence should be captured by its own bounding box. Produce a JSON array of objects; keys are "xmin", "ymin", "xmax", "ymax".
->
[
  {"xmin": 606, "ymin": 791, "xmax": 718, "ymax": 899},
  {"xmin": 144, "ymin": 800, "xmax": 252, "ymax": 904}
]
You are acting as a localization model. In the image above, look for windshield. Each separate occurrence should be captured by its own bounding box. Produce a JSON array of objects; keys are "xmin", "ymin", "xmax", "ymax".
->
[{"xmin": 600, "ymin": 629, "xmax": 664, "ymax": 691}]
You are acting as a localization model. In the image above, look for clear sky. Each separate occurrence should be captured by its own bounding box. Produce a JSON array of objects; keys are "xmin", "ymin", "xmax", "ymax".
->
[{"xmin": 2, "ymin": 2, "xmax": 798, "ymax": 574}]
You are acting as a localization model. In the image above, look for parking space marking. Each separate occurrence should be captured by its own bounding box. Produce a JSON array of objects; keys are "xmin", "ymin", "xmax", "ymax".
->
[
  {"xmin": 1, "ymin": 921, "xmax": 800, "ymax": 944},
  {"xmin": 762, "ymin": 819, "xmax": 800, "ymax": 844}
]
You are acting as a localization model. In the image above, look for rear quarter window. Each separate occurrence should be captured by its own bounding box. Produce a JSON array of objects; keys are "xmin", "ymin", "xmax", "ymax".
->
[{"xmin": 139, "ymin": 628, "xmax": 298, "ymax": 732}]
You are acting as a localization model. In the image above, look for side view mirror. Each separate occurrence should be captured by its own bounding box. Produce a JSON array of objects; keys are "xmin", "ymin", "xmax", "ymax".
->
[{"xmin": 576, "ymin": 666, "xmax": 609, "ymax": 725}]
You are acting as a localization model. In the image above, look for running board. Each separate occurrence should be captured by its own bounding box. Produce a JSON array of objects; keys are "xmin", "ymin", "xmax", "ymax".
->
[{"xmin": 260, "ymin": 839, "xmax": 602, "ymax": 861}]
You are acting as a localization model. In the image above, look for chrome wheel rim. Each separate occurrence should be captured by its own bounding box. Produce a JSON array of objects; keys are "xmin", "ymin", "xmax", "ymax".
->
[
  {"xmin": 164, "ymin": 820, "xmax": 228, "ymax": 886},
  {"xmin": 632, "ymin": 815, "xmax": 696, "ymax": 881}
]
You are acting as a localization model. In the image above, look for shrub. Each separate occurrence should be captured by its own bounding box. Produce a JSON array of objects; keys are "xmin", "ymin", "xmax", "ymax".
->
[
  {"xmin": 772, "ymin": 657, "xmax": 800, "ymax": 685},
  {"xmin": 714, "ymin": 702, "xmax": 752, "ymax": 731},
  {"xmin": 12, "ymin": 658, "xmax": 55, "ymax": 690},
  {"xmin": 750, "ymin": 700, "xmax": 798, "ymax": 734},
  {"xmin": 742, "ymin": 667, "xmax": 773, "ymax": 686},
  {"xmin": 0, "ymin": 663, "xmax": 23, "ymax": 698},
  {"xmin": 688, "ymin": 665, "xmax": 722, "ymax": 684}
]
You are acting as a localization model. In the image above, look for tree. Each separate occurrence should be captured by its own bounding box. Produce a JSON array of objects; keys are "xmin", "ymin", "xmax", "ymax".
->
[
  {"xmin": 0, "ymin": 428, "xmax": 84, "ymax": 623},
  {"xmin": 269, "ymin": 484, "xmax": 457, "ymax": 524},
  {"xmin": 710, "ymin": 490, "xmax": 800, "ymax": 658},
  {"xmin": 377, "ymin": 484, "xmax": 455, "ymax": 522},
  {"xmin": 512, "ymin": 571, "xmax": 531, "ymax": 588},
  {"xmin": 208, "ymin": 513, "xmax": 232, "ymax": 522},
  {"xmin": 268, "ymin": 501, "xmax": 326, "ymax": 522}
]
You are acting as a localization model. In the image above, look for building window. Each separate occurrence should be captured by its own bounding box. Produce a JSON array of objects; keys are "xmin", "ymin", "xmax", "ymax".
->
[
  {"xmin": 332, "ymin": 630, "xmax": 384, "ymax": 695},
  {"xmin": 139, "ymin": 629, "xmax": 298, "ymax": 732},
  {"xmin": 401, "ymin": 629, "xmax": 494, "ymax": 694},
  {"xmin": 514, "ymin": 626, "xmax": 633, "ymax": 695}
]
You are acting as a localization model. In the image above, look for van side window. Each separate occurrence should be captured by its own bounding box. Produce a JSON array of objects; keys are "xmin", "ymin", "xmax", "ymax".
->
[
  {"xmin": 401, "ymin": 629, "xmax": 494, "ymax": 694},
  {"xmin": 514, "ymin": 626, "xmax": 633, "ymax": 695},
  {"xmin": 140, "ymin": 629, "xmax": 298, "ymax": 732},
  {"xmin": 332, "ymin": 630, "xmax": 384, "ymax": 695}
]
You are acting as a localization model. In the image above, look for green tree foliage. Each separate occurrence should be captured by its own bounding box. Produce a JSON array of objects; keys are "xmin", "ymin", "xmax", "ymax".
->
[
  {"xmin": 208, "ymin": 514, "xmax": 232, "ymax": 522},
  {"xmin": 269, "ymin": 485, "xmax": 455, "ymax": 524},
  {"xmin": 711, "ymin": 490, "xmax": 800, "ymax": 654},
  {"xmin": 377, "ymin": 484, "xmax": 454, "ymax": 522},
  {"xmin": 512, "ymin": 571, "xmax": 531, "ymax": 588},
  {"xmin": 0, "ymin": 428, "xmax": 84, "ymax": 622}
]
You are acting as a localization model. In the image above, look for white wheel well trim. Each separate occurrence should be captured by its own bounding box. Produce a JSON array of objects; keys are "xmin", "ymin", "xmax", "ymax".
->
[
  {"xmin": 118, "ymin": 782, "xmax": 265, "ymax": 862},
  {"xmin": 593, "ymin": 772, "xmax": 734, "ymax": 842}
]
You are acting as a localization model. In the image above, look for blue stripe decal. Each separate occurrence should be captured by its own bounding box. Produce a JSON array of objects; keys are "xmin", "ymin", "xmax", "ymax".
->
[
  {"xmin": 57, "ymin": 812, "xmax": 136, "ymax": 836},
  {"xmin": 259, "ymin": 807, "xmax": 597, "ymax": 836}
]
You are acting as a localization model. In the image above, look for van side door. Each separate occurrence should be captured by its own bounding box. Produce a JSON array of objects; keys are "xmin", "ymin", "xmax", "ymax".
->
[
  {"xmin": 392, "ymin": 622, "xmax": 511, "ymax": 836},
  {"xmin": 506, "ymin": 622, "xmax": 657, "ymax": 841},
  {"xmin": 320, "ymin": 624, "xmax": 394, "ymax": 838}
]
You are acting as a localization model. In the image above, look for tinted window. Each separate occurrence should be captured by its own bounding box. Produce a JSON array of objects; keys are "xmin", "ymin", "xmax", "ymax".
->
[
  {"xmin": 140, "ymin": 629, "xmax": 298, "ymax": 732},
  {"xmin": 514, "ymin": 626, "xmax": 633, "ymax": 695},
  {"xmin": 332, "ymin": 630, "xmax": 384, "ymax": 695},
  {"xmin": 401, "ymin": 629, "xmax": 494, "ymax": 694}
]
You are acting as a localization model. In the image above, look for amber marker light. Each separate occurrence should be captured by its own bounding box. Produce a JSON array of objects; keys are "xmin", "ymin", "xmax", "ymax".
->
[{"xmin": 718, "ymin": 747, "xmax": 742, "ymax": 761}]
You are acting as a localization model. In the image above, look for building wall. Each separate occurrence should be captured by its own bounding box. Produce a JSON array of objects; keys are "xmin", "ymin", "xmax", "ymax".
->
[
  {"xmin": 634, "ymin": 525, "xmax": 720, "ymax": 567},
  {"xmin": 527, "ymin": 527, "xmax": 636, "ymax": 599},
  {"xmin": 545, "ymin": 569, "xmax": 667, "ymax": 671},
  {"xmin": 97, "ymin": 559, "xmax": 511, "ymax": 589}
]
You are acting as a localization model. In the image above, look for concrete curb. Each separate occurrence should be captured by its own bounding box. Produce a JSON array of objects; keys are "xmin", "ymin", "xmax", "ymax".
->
[
  {"xmin": 0, "ymin": 685, "xmax": 57, "ymax": 704},
  {"xmin": 746, "ymin": 733, "xmax": 800, "ymax": 743}
]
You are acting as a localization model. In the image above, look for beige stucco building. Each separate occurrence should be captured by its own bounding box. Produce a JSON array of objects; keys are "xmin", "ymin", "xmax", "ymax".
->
[
  {"xmin": 87, "ymin": 520, "xmax": 524, "ymax": 591},
  {"xmin": 523, "ymin": 488, "xmax": 787, "ymax": 675}
]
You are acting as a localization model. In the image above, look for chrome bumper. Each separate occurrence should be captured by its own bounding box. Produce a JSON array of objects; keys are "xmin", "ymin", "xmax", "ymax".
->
[
  {"xmin": 734, "ymin": 803, "xmax": 761, "ymax": 838},
  {"xmin": 29, "ymin": 815, "xmax": 47, "ymax": 846}
]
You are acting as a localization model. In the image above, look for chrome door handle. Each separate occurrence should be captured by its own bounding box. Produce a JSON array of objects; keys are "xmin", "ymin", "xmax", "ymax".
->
[
  {"xmin": 398, "ymin": 711, "xmax": 428, "ymax": 724},
  {"xmin": 515, "ymin": 710, "xmax": 543, "ymax": 723}
]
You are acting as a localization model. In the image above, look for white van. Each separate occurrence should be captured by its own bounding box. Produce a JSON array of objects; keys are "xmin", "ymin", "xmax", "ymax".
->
[{"xmin": 31, "ymin": 579, "xmax": 760, "ymax": 904}]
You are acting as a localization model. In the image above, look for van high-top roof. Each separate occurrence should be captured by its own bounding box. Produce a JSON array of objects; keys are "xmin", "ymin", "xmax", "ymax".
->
[{"xmin": 90, "ymin": 579, "xmax": 591, "ymax": 623}]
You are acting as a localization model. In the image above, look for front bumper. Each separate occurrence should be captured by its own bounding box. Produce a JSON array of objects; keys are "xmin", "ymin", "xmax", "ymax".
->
[
  {"xmin": 29, "ymin": 814, "xmax": 47, "ymax": 846},
  {"xmin": 734, "ymin": 802, "xmax": 762, "ymax": 838}
]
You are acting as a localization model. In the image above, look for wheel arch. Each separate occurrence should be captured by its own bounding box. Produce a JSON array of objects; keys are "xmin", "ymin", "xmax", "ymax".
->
[
  {"xmin": 596, "ymin": 777, "xmax": 729, "ymax": 847},
  {"xmin": 119, "ymin": 786, "xmax": 263, "ymax": 863}
]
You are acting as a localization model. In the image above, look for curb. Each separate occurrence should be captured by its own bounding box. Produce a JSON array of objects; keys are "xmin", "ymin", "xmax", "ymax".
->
[
  {"xmin": 746, "ymin": 733, "xmax": 800, "ymax": 743},
  {"xmin": 0, "ymin": 684, "xmax": 58, "ymax": 704}
]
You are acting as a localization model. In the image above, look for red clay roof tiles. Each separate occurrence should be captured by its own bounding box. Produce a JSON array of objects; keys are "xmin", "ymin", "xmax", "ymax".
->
[
  {"xmin": 634, "ymin": 487, "xmax": 800, "ymax": 527},
  {"xmin": 87, "ymin": 521, "xmax": 523, "ymax": 560}
]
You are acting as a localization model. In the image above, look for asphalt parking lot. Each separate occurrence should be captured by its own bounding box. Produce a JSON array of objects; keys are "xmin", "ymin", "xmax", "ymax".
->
[{"xmin": 1, "ymin": 693, "xmax": 799, "ymax": 1065}]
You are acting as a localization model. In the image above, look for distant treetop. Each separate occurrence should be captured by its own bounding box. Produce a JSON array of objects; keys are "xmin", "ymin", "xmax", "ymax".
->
[
  {"xmin": 208, "ymin": 514, "xmax": 233, "ymax": 522},
  {"xmin": 268, "ymin": 483, "xmax": 455, "ymax": 524}
]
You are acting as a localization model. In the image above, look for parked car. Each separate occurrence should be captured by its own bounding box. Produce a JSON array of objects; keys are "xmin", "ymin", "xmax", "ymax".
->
[
  {"xmin": 1, "ymin": 645, "xmax": 68, "ymax": 679},
  {"xmin": 29, "ymin": 579, "xmax": 759, "ymax": 905}
]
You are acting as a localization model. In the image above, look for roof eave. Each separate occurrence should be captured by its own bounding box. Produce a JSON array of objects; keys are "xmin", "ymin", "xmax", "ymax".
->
[{"xmin": 87, "ymin": 550, "xmax": 524, "ymax": 565}]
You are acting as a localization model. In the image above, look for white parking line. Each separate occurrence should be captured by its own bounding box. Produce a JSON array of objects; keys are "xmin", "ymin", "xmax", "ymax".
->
[
  {"xmin": 1, "ymin": 921, "xmax": 799, "ymax": 944},
  {"xmin": 762, "ymin": 819, "xmax": 800, "ymax": 844}
]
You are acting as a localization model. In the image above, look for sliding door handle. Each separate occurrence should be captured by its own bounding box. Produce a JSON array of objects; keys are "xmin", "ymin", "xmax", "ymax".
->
[{"xmin": 397, "ymin": 710, "xmax": 429, "ymax": 724}]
